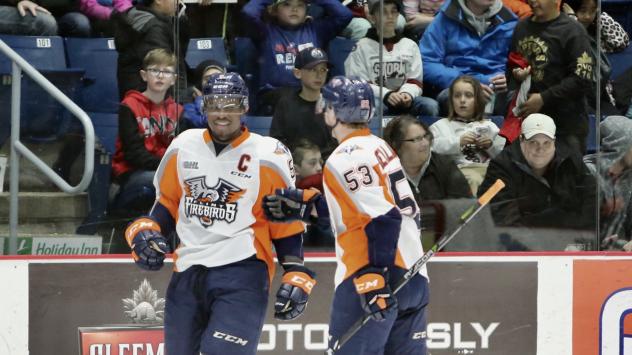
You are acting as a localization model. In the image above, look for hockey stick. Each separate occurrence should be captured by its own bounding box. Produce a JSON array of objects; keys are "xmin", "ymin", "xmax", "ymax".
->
[{"xmin": 326, "ymin": 179, "xmax": 506, "ymax": 354}]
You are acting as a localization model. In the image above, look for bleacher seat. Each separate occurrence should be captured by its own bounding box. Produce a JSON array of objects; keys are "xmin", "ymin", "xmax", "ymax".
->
[
  {"xmin": 327, "ymin": 37, "xmax": 356, "ymax": 77},
  {"xmin": 64, "ymin": 37, "xmax": 119, "ymax": 113},
  {"xmin": 233, "ymin": 37, "xmax": 259, "ymax": 112},
  {"xmin": 586, "ymin": 114, "xmax": 598, "ymax": 154},
  {"xmin": 186, "ymin": 38, "xmax": 229, "ymax": 70},
  {"xmin": 0, "ymin": 35, "xmax": 67, "ymax": 73},
  {"xmin": 243, "ymin": 115, "xmax": 273, "ymax": 136},
  {"xmin": 607, "ymin": 44, "xmax": 632, "ymax": 81},
  {"xmin": 0, "ymin": 35, "xmax": 84, "ymax": 144}
]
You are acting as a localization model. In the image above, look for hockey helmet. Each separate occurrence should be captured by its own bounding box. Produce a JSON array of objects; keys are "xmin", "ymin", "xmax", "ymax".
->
[
  {"xmin": 202, "ymin": 72, "xmax": 249, "ymax": 113},
  {"xmin": 317, "ymin": 76, "xmax": 374, "ymax": 123}
]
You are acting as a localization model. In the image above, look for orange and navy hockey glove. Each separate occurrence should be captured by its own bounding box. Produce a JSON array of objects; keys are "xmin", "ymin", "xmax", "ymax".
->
[
  {"xmin": 124, "ymin": 217, "xmax": 172, "ymax": 271},
  {"xmin": 353, "ymin": 266, "xmax": 397, "ymax": 321},
  {"xmin": 274, "ymin": 265, "xmax": 317, "ymax": 320},
  {"xmin": 262, "ymin": 188, "xmax": 326, "ymax": 223}
]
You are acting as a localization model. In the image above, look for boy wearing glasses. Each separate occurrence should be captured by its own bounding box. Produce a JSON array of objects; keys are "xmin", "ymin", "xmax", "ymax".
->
[
  {"xmin": 271, "ymin": 47, "xmax": 338, "ymax": 159},
  {"xmin": 344, "ymin": 0, "xmax": 438, "ymax": 116},
  {"xmin": 111, "ymin": 48, "xmax": 183, "ymax": 212}
]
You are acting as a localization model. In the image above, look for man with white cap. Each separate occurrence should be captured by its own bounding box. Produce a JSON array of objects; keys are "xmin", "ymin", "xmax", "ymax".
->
[{"xmin": 476, "ymin": 113, "xmax": 596, "ymax": 229}]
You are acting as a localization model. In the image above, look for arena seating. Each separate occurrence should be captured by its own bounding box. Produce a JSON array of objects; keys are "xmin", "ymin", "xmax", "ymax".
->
[
  {"xmin": 233, "ymin": 37, "xmax": 259, "ymax": 112},
  {"xmin": 327, "ymin": 37, "xmax": 356, "ymax": 77},
  {"xmin": 64, "ymin": 37, "xmax": 119, "ymax": 113},
  {"xmin": 186, "ymin": 37, "xmax": 229, "ymax": 69},
  {"xmin": 243, "ymin": 115, "xmax": 273, "ymax": 136},
  {"xmin": 607, "ymin": 43, "xmax": 632, "ymax": 80},
  {"xmin": 0, "ymin": 35, "xmax": 84, "ymax": 144}
]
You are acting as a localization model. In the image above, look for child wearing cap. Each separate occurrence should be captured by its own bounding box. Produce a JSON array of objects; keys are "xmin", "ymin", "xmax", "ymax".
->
[
  {"xmin": 241, "ymin": 0, "xmax": 352, "ymax": 115},
  {"xmin": 477, "ymin": 113, "xmax": 596, "ymax": 230},
  {"xmin": 270, "ymin": 47, "xmax": 338, "ymax": 158},
  {"xmin": 344, "ymin": 0, "xmax": 439, "ymax": 117}
]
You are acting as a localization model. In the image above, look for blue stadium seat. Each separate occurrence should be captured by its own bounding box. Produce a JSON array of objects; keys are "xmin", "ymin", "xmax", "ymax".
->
[
  {"xmin": 0, "ymin": 35, "xmax": 84, "ymax": 143},
  {"xmin": 78, "ymin": 111, "xmax": 118, "ymax": 234},
  {"xmin": 419, "ymin": 115, "xmax": 441, "ymax": 127},
  {"xmin": 243, "ymin": 115, "xmax": 272, "ymax": 136},
  {"xmin": 234, "ymin": 37, "xmax": 259, "ymax": 112},
  {"xmin": 186, "ymin": 38, "xmax": 229, "ymax": 69},
  {"xmin": 607, "ymin": 44, "xmax": 632, "ymax": 80},
  {"xmin": 327, "ymin": 37, "xmax": 357, "ymax": 77},
  {"xmin": 64, "ymin": 37, "xmax": 119, "ymax": 113},
  {"xmin": 0, "ymin": 35, "xmax": 66, "ymax": 73}
]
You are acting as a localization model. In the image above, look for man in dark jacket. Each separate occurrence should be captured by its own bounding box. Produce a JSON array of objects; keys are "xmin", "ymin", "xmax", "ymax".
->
[
  {"xmin": 477, "ymin": 113, "xmax": 596, "ymax": 228},
  {"xmin": 113, "ymin": 0, "xmax": 191, "ymax": 100}
]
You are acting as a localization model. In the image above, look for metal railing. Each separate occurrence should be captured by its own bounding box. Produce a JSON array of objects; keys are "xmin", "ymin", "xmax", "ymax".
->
[{"xmin": 0, "ymin": 39, "xmax": 94, "ymax": 255}]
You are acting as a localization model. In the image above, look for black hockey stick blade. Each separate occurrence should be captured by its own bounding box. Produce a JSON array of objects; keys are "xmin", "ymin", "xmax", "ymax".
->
[{"xmin": 326, "ymin": 179, "xmax": 505, "ymax": 354}]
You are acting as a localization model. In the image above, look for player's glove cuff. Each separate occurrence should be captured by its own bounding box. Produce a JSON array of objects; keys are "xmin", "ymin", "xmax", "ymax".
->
[
  {"xmin": 282, "ymin": 265, "xmax": 317, "ymax": 295},
  {"xmin": 353, "ymin": 266, "xmax": 397, "ymax": 321},
  {"xmin": 125, "ymin": 217, "xmax": 161, "ymax": 247}
]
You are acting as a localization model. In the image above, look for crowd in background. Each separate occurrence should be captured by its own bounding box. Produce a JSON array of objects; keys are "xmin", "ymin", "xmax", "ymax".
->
[{"xmin": 2, "ymin": 0, "xmax": 632, "ymax": 251}]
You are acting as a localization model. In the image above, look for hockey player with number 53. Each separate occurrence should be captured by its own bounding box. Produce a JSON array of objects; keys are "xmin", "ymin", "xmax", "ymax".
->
[
  {"xmin": 123, "ymin": 72, "xmax": 317, "ymax": 355},
  {"xmin": 264, "ymin": 76, "xmax": 429, "ymax": 354}
]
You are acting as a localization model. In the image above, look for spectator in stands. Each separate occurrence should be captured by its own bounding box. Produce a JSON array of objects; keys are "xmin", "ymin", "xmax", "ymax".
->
[
  {"xmin": 562, "ymin": 0, "xmax": 629, "ymax": 116},
  {"xmin": 508, "ymin": 0, "xmax": 594, "ymax": 154},
  {"xmin": 79, "ymin": 0, "xmax": 131, "ymax": 36},
  {"xmin": 563, "ymin": 0, "xmax": 629, "ymax": 54},
  {"xmin": 183, "ymin": 59, "xmax": 226, "ymax": 128},
  {"xmin": 341, "ymin": 0, "xmax": 405, "ymax": 40},
  {"xmin": 291, "ymin": 138, "xmax": 333, "ymax": 246},
  {"xmin": 419, "ymin": 0, "xmax": 517, "ymax": 116},
  {"xmin": 0, "ymin": 0, "xmax": 91, "ymax": 36},
  {"xmin": 111, "ymin": 49, "xmax": 183, "ymax": 212},
  {"xmin": 429, "ymin": 75, "xmax": 505, "ymax": 194},
  {"xmin": 383, "ymin": 115, "xmax": 472, "ymax": 203},
  {"xmin": 113, "ymin": 0, "xmax": 191, "ymax": 101},
  {"xmin": 584, "ymin": 116, "xmax": 632, "ymax": 250},
  {"xmin": 344, "ymin": 0, "xmax": 439, "ymax": 117},
  {"xmin": 478, "ymin": 113, "xmax": 596, "ymax": 228},
  {"xmin": 402, "ymin": 0, "xmax": 443, "ymax": 41},
  {"xmin": 241, "ymin": 0, "xmax": 352, "ymax": 115},
  {"xmin": 270, "ymin": 47, "xmax": 338, "ymax": 158}
]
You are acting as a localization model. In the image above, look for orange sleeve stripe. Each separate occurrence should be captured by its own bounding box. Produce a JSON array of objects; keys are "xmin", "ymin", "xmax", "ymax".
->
[
  {"xmin": 323, "ymin": 167, "xmax": 371, "ymax": 279},
  {"xmin": 253, "ymin": 164, "xmax": 304, "ymax": 282},
  {"xmin": 156, "ymin": 152, "xmax": 181, "ymax": 220}
]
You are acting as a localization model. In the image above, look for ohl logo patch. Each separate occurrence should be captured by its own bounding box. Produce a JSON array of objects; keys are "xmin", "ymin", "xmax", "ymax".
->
[{"xmin": 184, "ymin": 176, "xmax": 246, "ymax": 227}]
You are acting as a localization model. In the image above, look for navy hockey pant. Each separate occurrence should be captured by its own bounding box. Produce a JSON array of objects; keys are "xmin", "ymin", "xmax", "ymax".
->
[
  {"xmin": 164, "ymin": 255, "xmax": 269, "ymax": 355},
  {"xmin": 328, "ymin": 268, "xmax": 429, "ymax": 355}
]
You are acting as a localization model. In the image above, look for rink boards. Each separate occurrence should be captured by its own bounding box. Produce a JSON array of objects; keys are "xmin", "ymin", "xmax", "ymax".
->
[{"xmin": 1, "ymin": 253, "xmax": 632, "ymax": 355}]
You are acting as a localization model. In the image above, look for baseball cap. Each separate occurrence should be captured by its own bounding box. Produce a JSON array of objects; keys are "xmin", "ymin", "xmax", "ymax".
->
[
  {"xmin": 521, "ymin": 113, "xmax": 556, "ymax": 140},
  {"xmin": 367, "ymin": 0, "xmax": 402, "ymax": 14},
  {"xmin": 294, "ymin": 47, "xmax": 329, "ymax": 70}
]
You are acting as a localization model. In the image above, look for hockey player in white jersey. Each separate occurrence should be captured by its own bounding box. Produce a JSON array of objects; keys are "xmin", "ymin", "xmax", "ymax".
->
[
  {"xmin": 123, "ymin": 72, "xmax": 317, "ymax": 355},
  {"xmin": 264, "ymin": 76, "xmax": 429, "ymax": 354}
]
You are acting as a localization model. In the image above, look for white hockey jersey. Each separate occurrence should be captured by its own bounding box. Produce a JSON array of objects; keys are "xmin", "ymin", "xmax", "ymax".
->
[
  {"xmin": 153, "ymin": 127, "xmax": 305, "ymax": 278},
  {"xmin": 344, "ymin": 35, "xmax": 424, "ymax": 101},
  {"xmin": 323, "ymin": 128, "xmax": 428, "ymax": 287}
]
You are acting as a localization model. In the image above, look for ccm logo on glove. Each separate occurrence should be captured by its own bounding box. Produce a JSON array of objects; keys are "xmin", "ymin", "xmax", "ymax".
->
[
  {"xmin": 284, "ymin": 272, "xmax": 316, "ymax": 294},
  {"xmin": 354, "ymin": 273, "xmax": 386, "ymax": 293}
]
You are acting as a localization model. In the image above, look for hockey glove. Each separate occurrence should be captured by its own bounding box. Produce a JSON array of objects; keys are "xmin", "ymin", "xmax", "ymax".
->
[
  {"xmin": 353, "ymin": 267, "xmax": 397, "ymax": 322},
  {"xmin": 124, "ymin": 217, "xmax": 172, "ymax": 271},
  {"xmin": 263, "ymin": 188, "xmax": 324, "ymax": 222},
  {"xmin": 274, "ymin": 266, "xmax": 317, "ymax": 320}
]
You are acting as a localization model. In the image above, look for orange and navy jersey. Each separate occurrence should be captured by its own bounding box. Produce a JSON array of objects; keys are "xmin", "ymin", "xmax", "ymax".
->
[
  {"xmin": 153, "ymin": 127, "xmax": 305, "ymax": 280},
  {"xmin": 323, "ymin": 128, "xmax": 428, "ymax": 287}
]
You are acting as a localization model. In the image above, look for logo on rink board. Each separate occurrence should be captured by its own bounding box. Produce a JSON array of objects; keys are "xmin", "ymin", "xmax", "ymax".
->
[
  {"xmin": 573, "ymin": 260, "xmax": 632, "ymax": 355},
  {"xmin": 183, "ymin": 176, "xmax": 246, "ymax": 227}
]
